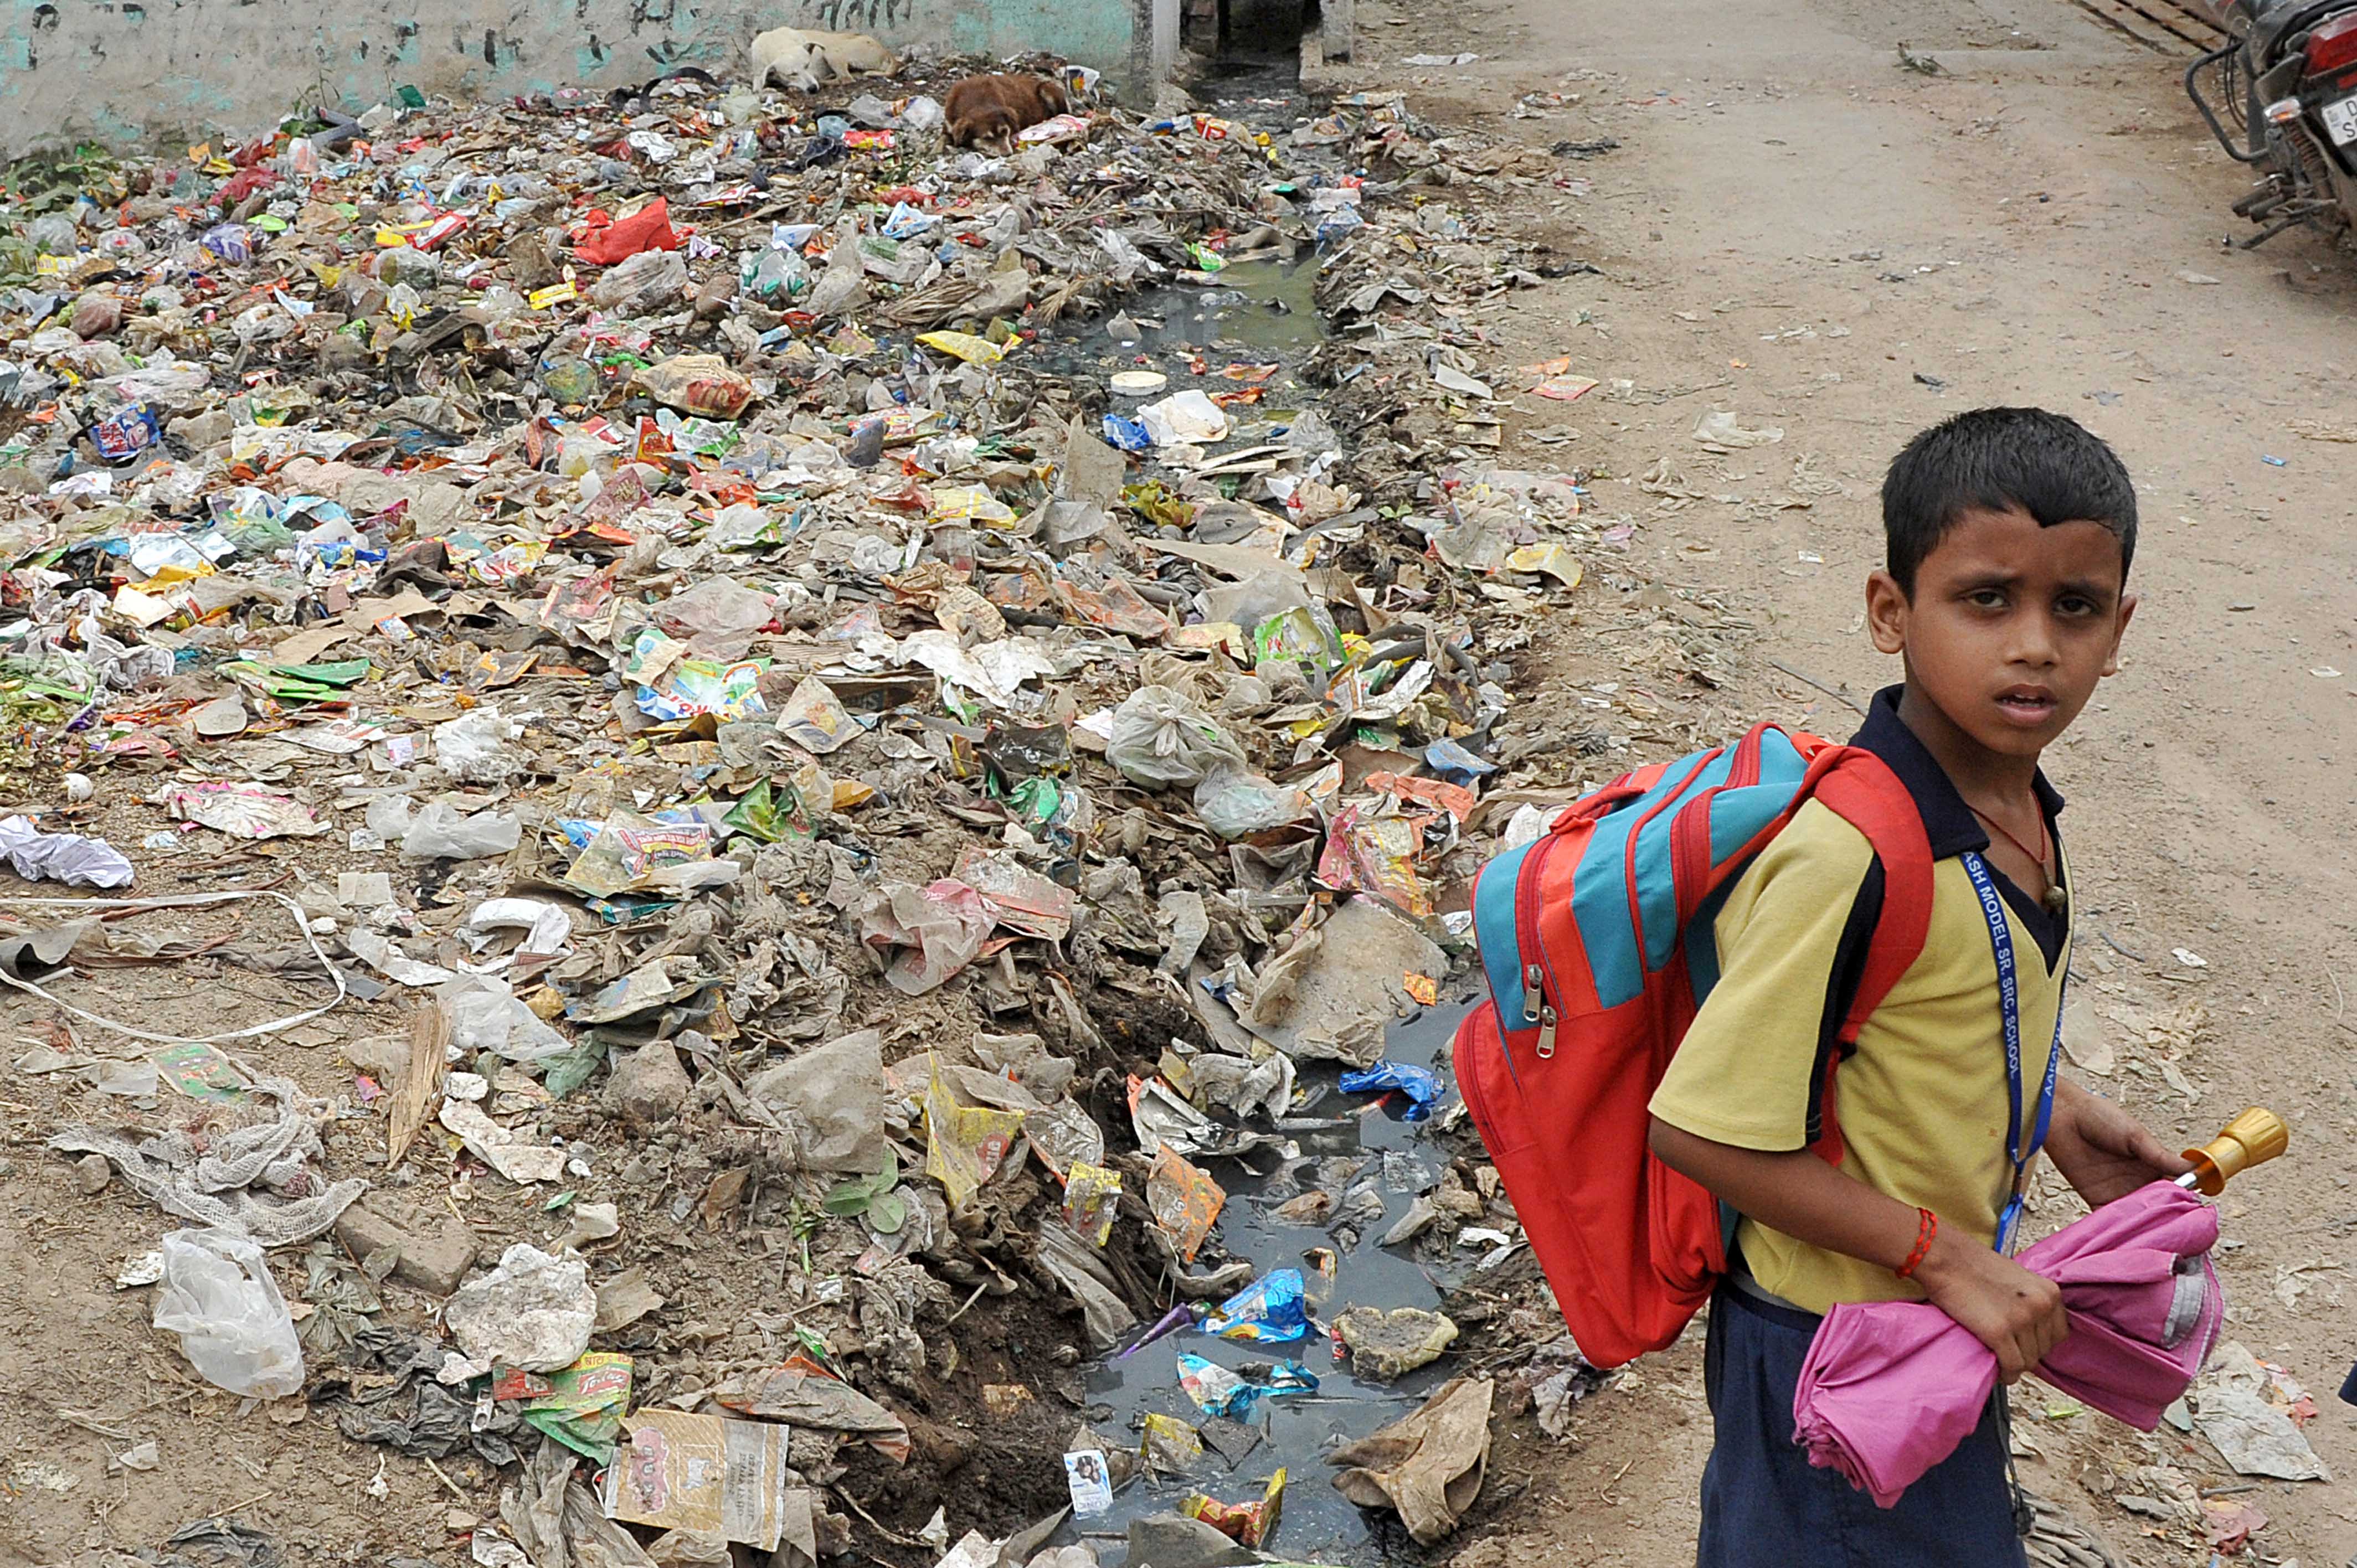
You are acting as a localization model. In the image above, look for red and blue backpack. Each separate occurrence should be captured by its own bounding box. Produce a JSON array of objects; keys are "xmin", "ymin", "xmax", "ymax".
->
[{"xmin": 1455, "ymin": 724, "xmax": 1936, "ymax": 1366}]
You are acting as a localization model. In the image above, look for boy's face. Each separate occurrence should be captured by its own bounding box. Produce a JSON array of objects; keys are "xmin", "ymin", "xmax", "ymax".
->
[{"xmin": 1866, "ymin": 504, "xmax": 2136, "ymax": 761}]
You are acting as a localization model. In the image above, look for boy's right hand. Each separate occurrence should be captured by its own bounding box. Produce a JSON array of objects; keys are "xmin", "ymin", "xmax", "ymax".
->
[{"xmin": 1912, "ymin": 1224, "xmax": 2068, "ymax": 1383}]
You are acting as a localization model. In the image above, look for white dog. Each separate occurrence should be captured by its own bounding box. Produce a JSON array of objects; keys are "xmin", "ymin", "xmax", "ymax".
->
[{"xmin": 749, "ymin": 27, "xmax": 897, "ymax": 92}]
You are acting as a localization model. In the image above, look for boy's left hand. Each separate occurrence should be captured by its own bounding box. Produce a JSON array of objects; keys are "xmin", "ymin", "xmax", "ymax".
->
[{"xmin": 2044, "ymin": 1080, "xmax": 2195, "ymax": 1207}]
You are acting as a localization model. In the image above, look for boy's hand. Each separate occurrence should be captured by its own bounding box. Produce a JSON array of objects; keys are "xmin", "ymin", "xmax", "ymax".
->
[
  {"xmin": 2044, "ymin": 1079, "xmax": 2194, "ymax": 1208},
  {"xmin": 1913, "ymin": 1224, "xmax": 2068, "ymax": 1383}
]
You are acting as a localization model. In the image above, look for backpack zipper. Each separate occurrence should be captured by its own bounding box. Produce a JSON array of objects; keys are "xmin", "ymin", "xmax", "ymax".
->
[
  {"xmin": 1515, "ymin": 832, "xmax": 1566, "ymax": 1060},
  {"xmin": 1525, "ymin": 962, "xmax": 1558, "ymax": 1058}
]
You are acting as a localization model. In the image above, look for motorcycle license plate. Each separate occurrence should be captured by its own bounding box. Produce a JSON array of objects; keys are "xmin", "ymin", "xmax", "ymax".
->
[{"xmin": 2324, "ymin": 92, "xmax": 2357, "ymax": 147}]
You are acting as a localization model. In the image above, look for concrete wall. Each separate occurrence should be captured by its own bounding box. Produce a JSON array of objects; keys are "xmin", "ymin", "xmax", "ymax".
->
[{"xmin": 0, "ymin": 0, "xmax": 1177, "ymax": 154}]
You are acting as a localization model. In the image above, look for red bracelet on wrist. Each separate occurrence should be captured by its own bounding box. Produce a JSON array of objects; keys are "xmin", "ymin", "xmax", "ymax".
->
[{"xmin": 1893, "ymin": 1207, "xmax": 1938, "ymax": 1281}]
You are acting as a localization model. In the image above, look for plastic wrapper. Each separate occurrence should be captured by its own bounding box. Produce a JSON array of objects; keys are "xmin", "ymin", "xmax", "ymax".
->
[
  {"xmin": 1316, "ymin": 806, "xmax": 1432, "ymax": 916},
  {"xmin": 512, "ymin": 1351, "xmax": 632, "ymax": 1461},
  {"xmin": 599, "ymin": 1412, "xmax": 799, "ymax": 1549},
  {"xmin": 777, "ymin": 675, "xmax": 858, "ymax": 753},
  {"xmin": 1107, "ymin": 685, "xmax": 1248, "ymax": 790},
  {"xmin": 168, "ymin": 782, "xmax": 328, "ymax": 839},
  {"xmin": 1181, "ymin": 1469, "xmax": 1285, "ymax": 1548},
  {"xmin": 1140, "ymin": 1412, "xmax": 1204, "ymax": 1474},
  {"xmin": 636, "ymin": 655, "xmax": 766, "ymax": 723},
  {"xmin": 1147, "ymin": 1147, "xmax": 1224, "ymax": 1263},
  {"xmin": 954, "ymin": 848, "xmax": 1075, "ymax": 940},
  {"xmin": 632, "ymin": 353, "xmax": 755, "ymax": 419},
  {"xmin": 565, "ymin": 811, "xmax": 733, "ymax": 897},
  {"xmin": 1062, "ymin": 1161, "xmax": 1123, "ymax": 1246},
  {"xmin": 922, "ymin": 1066, "xmax": 1025, "ymax": 1209},
  {"xmin": 1337, "ymin": 1061, "xmax": 1444, "ymax": 1120},
  {"xmin": 1202, "ymin": 1268, "xmax": 1309, "ymax": 1343},
  {"xmin": 1175, "ymin": 1354, "xmax": 1316, "ymax": 1419},
  {"xmin": 1064, "ymin": 1450, "xmax": 1115, "ymax": 1518},
  {"xmin": 152, "ymin": 1227, "xmax": 305, "ymax": 1398}
]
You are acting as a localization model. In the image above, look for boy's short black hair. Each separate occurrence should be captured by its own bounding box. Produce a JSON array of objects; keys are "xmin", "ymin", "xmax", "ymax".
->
[{"xmin": 1881, "ymin": 407, "xmax": 2137, "ymax": 594}]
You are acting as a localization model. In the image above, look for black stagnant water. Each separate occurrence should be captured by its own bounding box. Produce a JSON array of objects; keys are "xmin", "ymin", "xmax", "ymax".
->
[{"xmin": 1059, "ymin": 982, "xmax": 1482, "ymax": 1565}]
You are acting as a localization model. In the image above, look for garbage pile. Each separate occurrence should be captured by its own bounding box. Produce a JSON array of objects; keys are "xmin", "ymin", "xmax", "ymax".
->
[{"xmin": 3, "ymin": 53, "xmax": 1619, "ymax": 1568}]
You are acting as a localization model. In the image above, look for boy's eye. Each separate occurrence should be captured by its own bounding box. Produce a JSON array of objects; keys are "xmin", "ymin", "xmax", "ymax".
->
[{"xmin": 1965, "ymin": 588, "xmax": 2008, "ymax": 609}]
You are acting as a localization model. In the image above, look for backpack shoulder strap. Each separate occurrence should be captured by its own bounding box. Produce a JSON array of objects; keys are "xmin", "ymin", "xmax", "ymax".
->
[
  {"xmin": 1801, "ymin": 747, "xmax": 1935, "ymax": 1163},
  {"xmin": 1813, "ymin": 748, "xmax": 1935, "ymax": 1040}
]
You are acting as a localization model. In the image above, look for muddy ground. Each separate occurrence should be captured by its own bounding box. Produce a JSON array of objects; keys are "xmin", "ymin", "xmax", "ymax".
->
[
  {"xmin": 1326, "ymin": 0, "xmax": 2357, "ymax": 1562},
  {"xmin": 4, "ymin": 0, "xmax": 2356, "ymax": 1565}
]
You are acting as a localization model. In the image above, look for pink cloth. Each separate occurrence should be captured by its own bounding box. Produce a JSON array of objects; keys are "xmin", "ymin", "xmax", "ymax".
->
[{"xmin": 1791, "ymin": 1182, "xmax": 2225, "ymax": 1508}]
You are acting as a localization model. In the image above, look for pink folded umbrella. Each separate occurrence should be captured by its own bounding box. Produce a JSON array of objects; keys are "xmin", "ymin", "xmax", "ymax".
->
[{"xmin": 1792, "ymin": 1182, "xmax": 2225, "ymax": 1508}]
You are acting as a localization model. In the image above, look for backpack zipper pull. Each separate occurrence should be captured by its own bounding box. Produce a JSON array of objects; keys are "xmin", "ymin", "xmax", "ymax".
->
[{"xmin": 1526, "ymin": 964, "xmax": 1557, "ymax": 1059}]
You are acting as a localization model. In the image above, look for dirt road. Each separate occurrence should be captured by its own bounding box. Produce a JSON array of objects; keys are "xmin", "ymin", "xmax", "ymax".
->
[{"xmin": 1333, "ymin": 0, "xmax": 2357, "ymax": 1560}]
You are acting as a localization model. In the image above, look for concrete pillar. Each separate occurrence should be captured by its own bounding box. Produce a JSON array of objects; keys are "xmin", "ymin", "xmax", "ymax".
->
[{"xmin": 1320, "ymin": 0, "xmax": 1353, "ymax": 61}]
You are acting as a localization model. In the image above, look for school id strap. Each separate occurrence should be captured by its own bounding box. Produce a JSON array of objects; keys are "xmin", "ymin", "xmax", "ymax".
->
[{"xmin": 1962, "ymin": 850, "xmax": 2063, "ymax": 1255}]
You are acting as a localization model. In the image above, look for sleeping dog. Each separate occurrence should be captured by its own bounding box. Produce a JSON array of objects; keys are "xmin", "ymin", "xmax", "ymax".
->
[
  {"xmin": 749, "ymin": 26, "xmax": 897, "ymax": 93},
  {"xmin": 944, "ymin": 73, "xmax": 1069, "ymax": 156}
]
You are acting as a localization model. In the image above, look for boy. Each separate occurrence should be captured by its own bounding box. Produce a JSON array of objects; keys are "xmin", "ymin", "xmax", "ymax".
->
[{"xmin": 1647, "ymin": 408, "xmax": 2194, "ymax": 1566}]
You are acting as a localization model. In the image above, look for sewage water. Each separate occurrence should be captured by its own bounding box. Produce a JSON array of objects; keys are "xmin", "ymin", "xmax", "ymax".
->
[
  {"xmin": 1062, "ymin": 982, "xmax": 1482, "ymax": 1564},
  {"xmin": 1140, "ymin": 259, "xmax": 1329, "ymax": 356}
]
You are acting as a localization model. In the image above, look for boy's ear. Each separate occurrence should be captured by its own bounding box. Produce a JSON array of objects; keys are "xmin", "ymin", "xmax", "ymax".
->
[
  {"xmin": 2101, "ymin": 591, "xmax": 2138, "ymax": 678},
  {"xmin": 1865, "ymin": 569, "xmax": 1909, "ymax": 656}
]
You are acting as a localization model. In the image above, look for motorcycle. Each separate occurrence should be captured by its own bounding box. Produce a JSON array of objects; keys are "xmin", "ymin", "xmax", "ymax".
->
[{"xmin": 2185, "ymin": 0, "xmax": 2357, "ymax": 244}]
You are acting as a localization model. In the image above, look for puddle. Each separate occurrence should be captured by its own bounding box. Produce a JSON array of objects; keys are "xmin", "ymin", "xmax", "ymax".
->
[
  {"xmin": 1061, "ymin": 985, "xmax": 1480, "ymax": 1564},
  {"xmin": 1129, "ymin": 260, "xmax": 1330, "ymax": 356}
]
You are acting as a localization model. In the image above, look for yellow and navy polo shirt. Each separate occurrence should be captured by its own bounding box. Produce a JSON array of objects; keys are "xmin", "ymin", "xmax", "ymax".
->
[{"xmin": 1648, "ymin": 685, "xmax": 2070, "ymax": 1315}]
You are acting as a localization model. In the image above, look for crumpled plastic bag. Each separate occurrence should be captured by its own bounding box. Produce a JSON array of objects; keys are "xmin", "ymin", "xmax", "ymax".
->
[
  {"xmin": 1193, "ymin": 768, "xmax": 1312, "ymax": 839},
  {"xmin": 1139, "ymin": 389, "xmax": 1231, "ymax": 447},
  {"xmin": 1108, "ymin": 686, "xmax": 1248, "ymax": 790},
  {"xmin": 860, "ymin": 880, "xmax": 991, "ymax": 994},
  {"xmin": 442, "ymin": 973, "xmax": 573, "ymax": 1062},
  {"xmin": 445, "ymin": 1244, "xmax": 596, "ymax": 1372},
  {"xmin": 1691, "ymin": 409, "xmax": 1784, "ymax": 451},
  {"xmin": 153, "ymin": 1227, "xmax": 305, "ymax": 1397},
  {"xmin": 1327, "ymin": 1375, "xmax": 1493, "ymax": 1544},
  {"xmin": 1035, "ymin": 1221, "xmax": 1139, "ymax": 1351},
  {"xmin": 0, "ymin": 813, "xmax": 133, "ymax": 888},
  {"xmin": 402, "ymin": 803, "xmax": 521, "ymax": 861},
  {"xmin": 743, "ymin": 1028, "xmax": 888, "ymax": 1172},
  {"xmin": 434, "ymin": 705, "xmax": 523, "ymax": 786},
  {"xmin": 577, "ymin": 198, "xmax": 681, "ymax": 265}
]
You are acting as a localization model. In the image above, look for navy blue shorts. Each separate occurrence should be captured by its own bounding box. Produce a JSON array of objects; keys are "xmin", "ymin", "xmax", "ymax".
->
[{"xmin": 1697, "ymin": 1286, "xmax": 2027, "ymax": 1568}]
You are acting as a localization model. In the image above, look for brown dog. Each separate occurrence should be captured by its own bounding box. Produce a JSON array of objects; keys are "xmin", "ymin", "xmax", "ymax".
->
[{"xmin": 944, "ymin": 74, "xmax": 1069, "ymax": 156}]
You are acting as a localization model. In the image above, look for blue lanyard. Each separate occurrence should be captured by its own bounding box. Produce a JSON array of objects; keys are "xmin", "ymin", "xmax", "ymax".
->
[{"xmin": 1960, "ymin": 851, "xmax": 2062, "ymax": 1254}]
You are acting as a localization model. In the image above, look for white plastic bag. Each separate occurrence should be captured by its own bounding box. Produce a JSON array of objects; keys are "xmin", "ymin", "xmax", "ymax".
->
[
  {"xmin": 1193, "ymin": 768, "xmax": 1313, "ymax": 840},
  {"xmin": 433, "ymin": 706, "xmax": 523, "ymax": 786},
  {"xmin": 152, "ymin": 1228, "xmax": 304, "ymax": 1397},
  {"xmin": 1107, "ymin": 685, "xmax": 1248, "ymax": 790},
  {"xmin": 441, "ymin": 973, "xmax": 572, "ymax": 1062},
  {"xmin": 401, "ymin": 803, "xmax": 522, "ymax": 861}
]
